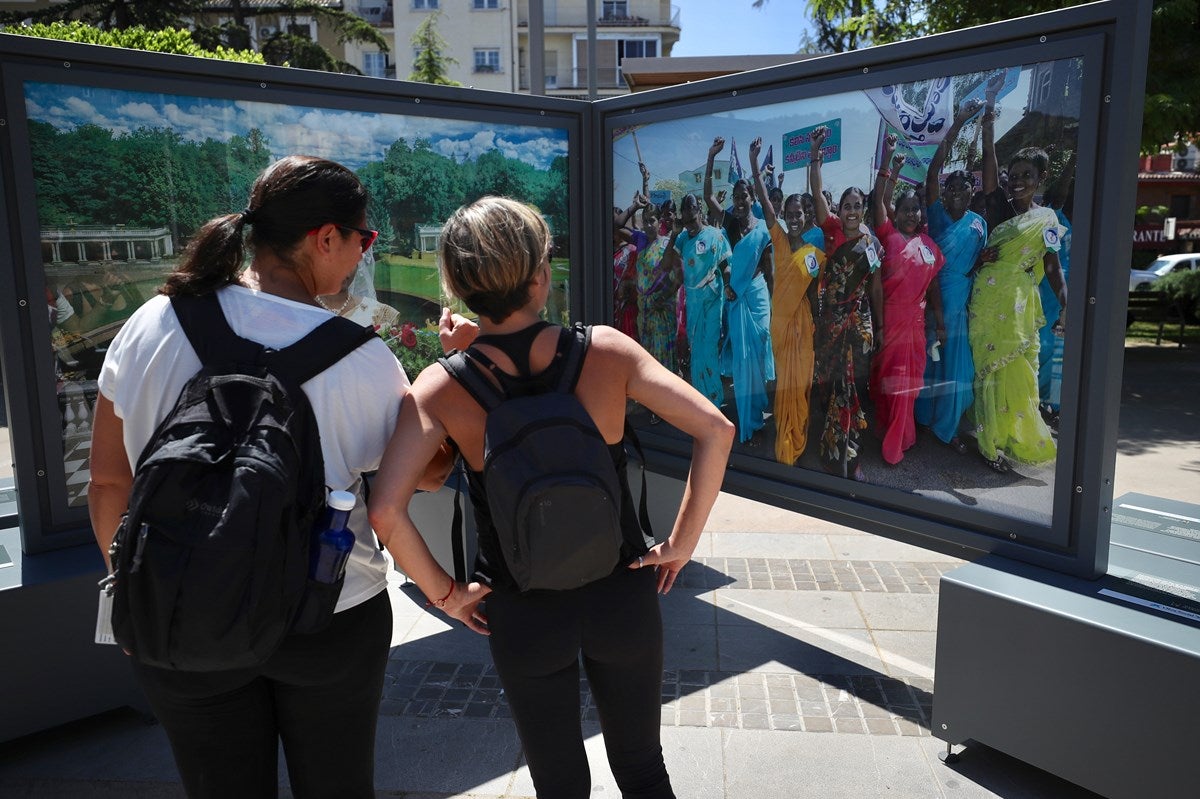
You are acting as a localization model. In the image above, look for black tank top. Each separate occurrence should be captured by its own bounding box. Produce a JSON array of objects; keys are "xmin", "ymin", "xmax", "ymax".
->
[{"xmin": 463, "ymin": 323, "xmax": 650, "ymax": 591}]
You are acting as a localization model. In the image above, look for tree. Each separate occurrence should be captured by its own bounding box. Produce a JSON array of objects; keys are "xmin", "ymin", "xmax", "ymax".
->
[
  {"xmin": 754, "ymin": 0, "xmax": 1198, "ymax": 153},
  {"xmin": 752, "ymin": 0, "xmax": 921, "ymax": 52},
  {"xmin": 1, "ymin": 20, "xmax": 265, "ymax": 64},
  {"xmin": 0, "ymin": 0, "xmax": 388, "ymax": 75},
  {"xmin": 193, "ymin": 1, "xmax": 389, "ymax": 73},
  {"xmin": 409, "ymin": 10, "xmax": 460, "ymax": 86},
  {"xmin": 923, "ymin": 0, "xmax": 1198, "ymax": 152},
  {"xmin": 0, "ymin": 0, "xmax": 207, "ymax": 30}
]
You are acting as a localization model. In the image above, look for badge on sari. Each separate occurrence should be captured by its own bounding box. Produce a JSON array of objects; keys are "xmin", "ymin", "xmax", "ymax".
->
[
  {"xmin": 864, "ymin": 242, "xmax": 881, "ymax": 272},
  {"xmin": 1043, "ymin": 226, "xmax": 1061, "ymax": 251},
  {"xmin": 918, "ymin": 242, "xmax": 936, "ymax": 265},
  {"xmin": 805, "ymin": 252, "xmax": 820, "ymax": 277}
]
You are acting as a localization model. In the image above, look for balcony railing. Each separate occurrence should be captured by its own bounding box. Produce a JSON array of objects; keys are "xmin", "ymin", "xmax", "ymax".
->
[
  {"xmin": 519, "ymin": 4, "xmax": 679, "ymax": 28},
  {"xmin": 353, "ymin": 4, "xmax": 394, "ymax": 26}
]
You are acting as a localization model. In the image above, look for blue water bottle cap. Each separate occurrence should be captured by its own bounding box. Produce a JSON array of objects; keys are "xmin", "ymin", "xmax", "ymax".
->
[{"xmin": 328, "ymin": 490, "xmax": 356, "ymax": 512}]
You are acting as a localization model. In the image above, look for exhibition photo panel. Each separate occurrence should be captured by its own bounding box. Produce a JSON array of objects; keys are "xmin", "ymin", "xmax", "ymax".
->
[
  {"xmin": 612, "ymin": 55, "xmax": 1085, "ymax": 531},
  {"xmin": 23, "ymin": 76, "xmax": 572, "ymax": 510}
]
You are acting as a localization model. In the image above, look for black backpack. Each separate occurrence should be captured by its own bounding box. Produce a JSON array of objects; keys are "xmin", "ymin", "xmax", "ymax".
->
[
  {"xmin": 106, "ymin": 292, "xmax": 376, "ymax": 671},
  {"xmin": 440, "ymin": 324, "xmax": 651, "ymax": 592}
]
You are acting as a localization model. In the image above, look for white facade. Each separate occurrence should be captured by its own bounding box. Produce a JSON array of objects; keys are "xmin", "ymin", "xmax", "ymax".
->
[{"xmin": 389, "ymin": 0, "xmax": 680, "ymax": 95}]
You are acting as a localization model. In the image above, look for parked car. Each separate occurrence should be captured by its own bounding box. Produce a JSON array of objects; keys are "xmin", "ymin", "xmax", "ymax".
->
[{"xmin": 1128, "ymin": 253, "xmax": 1200, "ymax": 292}]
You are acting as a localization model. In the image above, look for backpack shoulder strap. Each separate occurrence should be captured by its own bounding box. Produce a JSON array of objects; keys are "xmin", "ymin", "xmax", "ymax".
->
[
  {"xmin": 271, "ymin": 315, "xmax": 377, "ymax": 386},
  {"xmin": 554, "ymin": 323, "xmax": 589, "ymax": 394},
  {"xmin": 170, "ymin": 292, "xmax": 261, "ymax": 367},
  {"xmin": 439, "ymin": 351, "xmax": 504, "ymax": 412}
]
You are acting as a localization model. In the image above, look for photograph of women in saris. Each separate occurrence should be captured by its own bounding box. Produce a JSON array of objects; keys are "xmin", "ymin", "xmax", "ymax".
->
[{"xmin": 611, "ymin": 58, "xmax": 1081, "ymax": 526}]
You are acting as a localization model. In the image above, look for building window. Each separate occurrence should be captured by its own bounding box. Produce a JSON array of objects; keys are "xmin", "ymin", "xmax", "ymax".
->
[
  {"xmin": 413, "ymin": 0, "xmax": 438, "ymax": 9},
  {"xmin": 618, "ymin": 39, "xmax": 657, "ymax": 60},
  {"xmin": 602, "ymin": 1, "xmax": 628, "ymax": 18},
  {"xmin": 363, "ymin": 52, "xmax": 388, "ymax": 78},
  {"xmin": 473, "ymin": 0, "xmax": 499, "ymax": 8},
  {"xmin": 474, "ymin": 49, "xmax": 501, "ymax": 73}
]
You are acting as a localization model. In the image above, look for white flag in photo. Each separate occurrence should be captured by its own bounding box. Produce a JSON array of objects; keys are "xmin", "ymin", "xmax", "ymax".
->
[{"xmin": 863, "ymin": 76, "xmax": 955, "ymax": 146}]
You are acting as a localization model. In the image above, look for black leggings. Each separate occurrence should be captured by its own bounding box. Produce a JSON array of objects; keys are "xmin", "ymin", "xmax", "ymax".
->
[
  {"xmin": 133, "ymin": 590, "xmax": 392, "ymax": 799},
  {"xmin": 487, "ymin": 566, "xmax": 674, "ymax": 799}
]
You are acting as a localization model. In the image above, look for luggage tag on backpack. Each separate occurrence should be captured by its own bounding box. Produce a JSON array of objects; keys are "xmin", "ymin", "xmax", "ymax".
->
[{"xmin": 95, "ymin": 585, "xmax": 116, "ymax": 646}]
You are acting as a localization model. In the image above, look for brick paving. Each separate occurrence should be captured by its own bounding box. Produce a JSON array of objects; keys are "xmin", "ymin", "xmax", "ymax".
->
[
  {"xmin": 381, "ymin": 556, "xmax": 950, "ymax": 738},
  {"xmin": 680, "ymin": 557, "xmax": 958, "ymax": 593}
]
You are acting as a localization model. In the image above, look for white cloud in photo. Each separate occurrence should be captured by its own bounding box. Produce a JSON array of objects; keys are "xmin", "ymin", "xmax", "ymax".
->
[
  {"xmin": 434, "ymin": 129, "xmax": 497, "ymax": 162},
  {"xmin": 27, "ymin": 82, "xmax": 568, "ymax": 172},
  {"xmin": 497, "ymin": 134, "xmax": 565, "ymax": 168},
  {"xmin": 116, "ymin": 101, "xmax": 162, "ymax": 123}
]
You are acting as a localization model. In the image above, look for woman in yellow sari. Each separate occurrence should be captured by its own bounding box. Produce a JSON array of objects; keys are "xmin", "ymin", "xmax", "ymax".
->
[
  {"xmin": 749, "ymin": 137, "xmax": 824, "ymax": 465},
  {"xmin": 969, "ymin": 106, "xmax": 1068, "ymax": 472}
]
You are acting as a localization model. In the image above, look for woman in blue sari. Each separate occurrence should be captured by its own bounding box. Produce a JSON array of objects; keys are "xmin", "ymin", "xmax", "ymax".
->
[
  {"xmin": 667, "ymin": 193, "xmax": 730, "ymax": 408},
  {"xmin": 704, "ymin": 137, "xmax": 774, "ymax": 443},
  {"xmin": 719, "ymin": 196, "xmax": 773, "ymax": 443},
  {"xmin": 916, "ymin": 100, "xmax": 988, "ymax": 453}
]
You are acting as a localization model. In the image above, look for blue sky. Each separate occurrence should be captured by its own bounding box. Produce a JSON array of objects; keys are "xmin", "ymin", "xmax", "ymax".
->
[{"xmin": 671, "ymin": 0, "xmax": 812, "ymax": 57}]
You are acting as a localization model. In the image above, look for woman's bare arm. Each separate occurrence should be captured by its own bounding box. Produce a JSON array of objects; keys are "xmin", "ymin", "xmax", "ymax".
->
[
  {"xmin": 607, "ymin": 328, "xmax": 734, "ymax": 594},
  {"xmin": 88, "ymin": 395, "xmax": 133, "ymax": 571},
  {"xmin": 369, "ymin": 369, "xmax": 491, "ymax": 634}
]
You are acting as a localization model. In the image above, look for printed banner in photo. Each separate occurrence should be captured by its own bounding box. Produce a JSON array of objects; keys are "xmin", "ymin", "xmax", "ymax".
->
[
  {"xmin": 864, "ymin": 70, "xmax": 1022, "ymax": 148},
  {"xmin": 648, "ymin": 189, "xmax": 673, "ymax": 208},
  {"xmin": 875, "ymin": 121, "xmax": 940, "ymax": 187},
  {"xmin": 781, "ymin": 119, "xmax": 842, "ymax": 171},
  {"xmin": 863, "ymin": 76, "xmax": 954, "ymax": 146}
]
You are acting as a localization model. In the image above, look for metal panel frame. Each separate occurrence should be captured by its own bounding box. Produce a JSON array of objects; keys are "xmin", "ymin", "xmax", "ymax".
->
[
  {"xmin": 0, "ymin": 0, "xmax": 1152, "ymax": 579},
  {"xmin": 592, "ymin": 0, "xmax": 1151, "ymax": 577},
  {"xmin": 0, "ymin": 34, "xmax": 592, "ymax": 553}
]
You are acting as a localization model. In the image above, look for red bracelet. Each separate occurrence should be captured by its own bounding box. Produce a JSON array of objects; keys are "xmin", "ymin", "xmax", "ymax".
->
[
  {"xmin": 425, "ymin": 576, "xmax": 455, "ymax": 608},
  {"xmin": 878, "ymin": 169, "xmax": 891, "ymax": 179}
]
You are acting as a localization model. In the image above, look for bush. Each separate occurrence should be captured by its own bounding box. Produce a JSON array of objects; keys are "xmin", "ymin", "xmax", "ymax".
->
[
  {"xmin": 1157, "ymin": 268, "xmax": 1200, "ymax": 323},
  {"xmin": 3, "ymin": 21, "xmax": 266, "ymax": 64},
  {"xmin": 377, "ymin": 322, "xmax": 443, "ymax": 378}
]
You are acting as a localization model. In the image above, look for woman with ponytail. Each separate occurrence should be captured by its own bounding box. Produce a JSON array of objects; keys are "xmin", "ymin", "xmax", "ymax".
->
[{"xmin": 87, "ymin": 156, "xmax": 411, "ymax": 798}]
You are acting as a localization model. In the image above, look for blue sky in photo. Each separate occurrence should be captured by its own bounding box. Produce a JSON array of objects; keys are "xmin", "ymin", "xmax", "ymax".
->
[
  {"xmin": 613, "ymin": 66, "xmax": 1032, "ymax": 203},
  {"xmin": 24, "ymin": 82, "xmax": 569, "ymax": 172}
]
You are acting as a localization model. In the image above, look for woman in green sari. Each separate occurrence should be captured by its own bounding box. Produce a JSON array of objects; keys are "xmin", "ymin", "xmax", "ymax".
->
[
  {"xmin": 636, "ymin": 202, "xmax": 678, "ymax": 373},
  {"xmin": 969, "ymin": 103, "xmax": 1068, "ymax": 472}
]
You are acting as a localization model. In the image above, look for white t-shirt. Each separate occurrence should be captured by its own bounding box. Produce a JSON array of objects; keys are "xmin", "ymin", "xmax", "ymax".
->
[{"xmin": 98, "ymin": 284, "xmax": 409, "ymax": 612}]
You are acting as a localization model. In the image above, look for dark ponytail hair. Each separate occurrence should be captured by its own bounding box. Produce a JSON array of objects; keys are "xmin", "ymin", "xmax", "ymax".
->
[{"xmin": 161, "ymin": 155, "xmax": 369, "ymax": 296}]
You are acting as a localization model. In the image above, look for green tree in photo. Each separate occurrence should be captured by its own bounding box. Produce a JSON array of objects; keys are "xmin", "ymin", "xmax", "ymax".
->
[
  {"xmin": 409, "ymin": 10, "xmax": 460, "ymax": 86},
  {"xmin": 226, "ymin": 129, "xmax": 272, "ymax": 211}
]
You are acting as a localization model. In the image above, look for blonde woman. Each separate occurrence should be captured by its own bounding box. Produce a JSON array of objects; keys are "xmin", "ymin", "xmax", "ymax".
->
[{"xmin": 369, "ymin": 197, "xmax": 733, "ymax": 798}]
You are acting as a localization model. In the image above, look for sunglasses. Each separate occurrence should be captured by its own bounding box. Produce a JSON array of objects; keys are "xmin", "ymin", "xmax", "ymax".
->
[
  {"xmin": 310, "ymin": 223, "xmax": 379, "ymax": 253},
  {"xmin": 338, "ymin": 224, "xmax": 379, "ymax": 252}
]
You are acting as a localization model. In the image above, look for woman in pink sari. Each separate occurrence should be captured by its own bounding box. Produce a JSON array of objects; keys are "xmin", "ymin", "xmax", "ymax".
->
[{"xmin": 869, "ymin": 137, "xmax": 945, "ymax": 465}]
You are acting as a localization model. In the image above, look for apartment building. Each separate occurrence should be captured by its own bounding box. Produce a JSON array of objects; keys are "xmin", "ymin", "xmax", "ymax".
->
[{"xmin": 392, "ymin": 0, "xmax": 681, "ymax": 96}]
